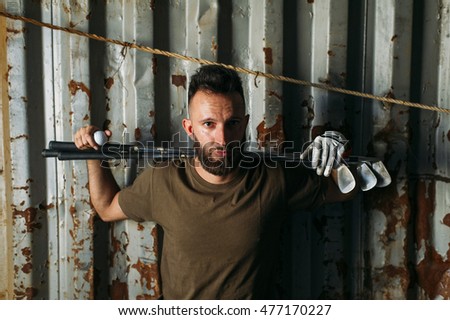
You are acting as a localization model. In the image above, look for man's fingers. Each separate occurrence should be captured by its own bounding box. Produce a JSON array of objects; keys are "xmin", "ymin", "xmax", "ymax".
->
[
  {"xmin": 323, "ymin": 143, "xmax": 337, "ymax": 177},
  {"xmin": 315, "ymin": 138, "xmax": 329, "ymax": 175},
  {"xmin": 74, "ymin": 126, "xmax": 100, "ymax": 150},
  {"xmin": 311, "ymin": 142, "xmax": 321, "ymax": 168}
]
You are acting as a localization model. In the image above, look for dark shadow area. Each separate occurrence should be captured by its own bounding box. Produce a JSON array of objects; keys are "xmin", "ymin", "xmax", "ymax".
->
[
  {"xmin": 406, "ymin": 0, "xmax": 425, "ymax": 300},
  {"xmin": 88, "ymin": 0, "xmax": 110, "ymax": 300},
  {"xmin": 217, "ymin": 0, "xmax": 232, "ymax": 65},
  {"xmin": 281, "ymin": 0, "xmax": 302, "ymax": 150},
  {"xmin": 23, "ymin": 1, "xmax": 49, "ymax": 299},
  {"xmin": 345, "ymin": 0, "xmax": 369, "ymax": 299},
  {"xmin": 153, "ymin": 1, "xmax": 171, "ymax": 146}
]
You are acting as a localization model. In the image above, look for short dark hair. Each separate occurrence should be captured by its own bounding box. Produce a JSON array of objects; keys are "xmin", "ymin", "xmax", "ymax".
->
[{"xmin": 188, "ymin": 65, "xmax": 245, "ymax": 106}]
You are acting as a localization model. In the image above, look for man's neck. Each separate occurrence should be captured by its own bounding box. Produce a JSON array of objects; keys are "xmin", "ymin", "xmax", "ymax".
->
[{"xmin": 193, "ymin": 158, "xmax": 239, "ymax": 184}]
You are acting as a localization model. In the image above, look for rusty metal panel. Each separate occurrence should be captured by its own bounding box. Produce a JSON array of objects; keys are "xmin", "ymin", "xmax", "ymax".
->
[
  {"xmin": 1, "ymin": 0, "xmax": 54, "ymax": 299},
  {"xmin": 50, "ymin": 0, "xmax": 95, "ymax": 299},
  {"xmin": 362, "ymin": 0, "xmax": 414, "ymax": 299},
  {"xmin": 413, "ymin": 0, "xmax": 450, "ymax": 300},
  {"xmin": 280, "ymin": 0, "xmax": 352, "ymax": 299},
  {"xmin": 0, "ymin": 2, "xmax": 13, "ymax": 299},
  {"xmin": 104, "ymin": 0, "xmax": 160, "ymax": 300}
]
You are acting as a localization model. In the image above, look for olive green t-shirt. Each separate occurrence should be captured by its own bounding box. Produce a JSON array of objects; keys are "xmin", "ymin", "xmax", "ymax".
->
[{"xmin": 118, "ymin": 158, "xmax": 326, "ymax": 299}]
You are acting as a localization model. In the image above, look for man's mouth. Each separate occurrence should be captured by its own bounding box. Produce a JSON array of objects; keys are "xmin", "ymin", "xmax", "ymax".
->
[{"xmin": 212, "ymin": 149, "xmax": 227, "ymax": 157}]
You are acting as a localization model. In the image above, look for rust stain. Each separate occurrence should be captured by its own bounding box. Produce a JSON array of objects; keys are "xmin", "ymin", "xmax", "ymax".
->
[
  {"xmin": 104, "ymin": 77, "xmax": 114, "ymax": 89},
  {"xmin": 7, "ymin": 27, "xmax": 26, "ymax": 34},
  {"xmin": 327, "ymin": 50, "xmax": 335, "ymax": 56},
  {"xmin": 39, "ymin": 202, "xmax": 55, "ymax": 210},
  {"xmin": 13, "ymin": 185, "xmax": 30, "ymax": 191},
  {"xmin": 68, "ymin": 80, "xmax": 92, "ymax": 109},
  {"xmin": 211, "ymin": 38, "xmax": 218, "ymax": 54},
  {"xmin": 414, "ymin": 179, "xmax": 450, "ymax": 298},
  {"xmin": 110, "ymin": 232, "xmax": 121, "ymax": 267},
  {"xmin": 10, "ymin": 134, "xmax": 29, "ymax": 142},
  {"xmin": 14, "ymin": 287, "xmax": 37, "ymax": 300},
  {"xmin": 263, "ymin": 47, "xmax": 273, "ymax": 65},
  {"xmin": 372, "ymin": 265, "xmax": 410, "ymax": 299},
  {"xmin": 171, "ymin": 75, "xmax": 187, "ymax": 89},
  {"xmin": 391, "ymin": 34, "xmax": 398, "ymax": 41},
  {"xmin": 131, "ymin": 258, "xmax": 160, "ymax": 294},
  {"xmin": 83, "ymin": 267, "xmax": 94, "ymax": 290},
  {"xmin": 21, "ymin": 247, "xmax": 32, "ymax": 262},
  {"xmin": 150, "ymin": 0, "xmax": 155, "ymax": 10},
  {"xmin": 13, "ymin": 207, "xmax": 42, "ymax": 232},
  {"xmin": 137, "ymin": 223, "xmax": 145, "ymax": 231},
  {"xmin": 267, "ymin": 90, "xmax": 282, "ymax": 101},
  {"xmin": 416, "ymin": 180, "xmax": 435, "ymax": 245},
  {"xmin": 256, "ymin": 115, "xmax": 285, "ymax": 150},
  {"xmin": 436, "ymin": 269, "xmax": 450, "ymax": 299},
  {"xmin": 21, "ymin": 263, "xmax": 33, "ymax": 274},
  {"xmin": 443, "ymin": 213, "xmax": 450, "ymax": 227},
  {"xmin": 366, "ymin": 177, "xmax": 410, "ymax": 241},
  {"xmin": 110, "ymin": 279, "xmax": 129, "ymax": 300},
  {"xmin": 149, "ymin": 110, "xmax": 155, "ymax": 117},
  {"xmin": 307, "ymin": 0, "xmax": 314, "ymax": 3},
  {"xmin": 416, "ymin": 246, "xmax": 450, "ymax": 299},
  {"xmin": 135, "ymin": 127, "xmax": 142, "ymax": 141}
]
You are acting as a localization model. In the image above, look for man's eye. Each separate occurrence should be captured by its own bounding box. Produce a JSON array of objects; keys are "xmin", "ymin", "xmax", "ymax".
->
[
  {"xmin": 227, "ymin": 120, "xmax": 240, "ymax": 126},
  {"xmin": 203, "ymin": 122, "xmax": 213, "ymax": 127}
]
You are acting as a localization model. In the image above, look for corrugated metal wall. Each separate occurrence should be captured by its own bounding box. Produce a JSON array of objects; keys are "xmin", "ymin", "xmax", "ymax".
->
[{"xmin": 1, "ymin": 0, "xmax": 449, "ymax": 300}]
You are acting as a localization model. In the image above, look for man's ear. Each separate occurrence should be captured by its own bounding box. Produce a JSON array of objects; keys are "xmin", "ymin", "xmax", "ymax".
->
[{"xmin": 182, "ymin": 118, "xmax": 194, "ymax": 140}]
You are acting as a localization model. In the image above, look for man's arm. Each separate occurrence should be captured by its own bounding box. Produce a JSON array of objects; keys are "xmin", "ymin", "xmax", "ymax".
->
[{"xmin": 74, "ymin": 126, "xmax": 128, "ymax": 222}]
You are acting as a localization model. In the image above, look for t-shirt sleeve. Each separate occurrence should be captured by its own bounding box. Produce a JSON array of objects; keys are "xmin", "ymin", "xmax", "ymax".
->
[
  {"xmin": 118, "ymin": 168, "xmax": 154, "ymax": 222},
  {"xmin": 283, "ymin": 165, "xmax": 327, "ymax": 211}
]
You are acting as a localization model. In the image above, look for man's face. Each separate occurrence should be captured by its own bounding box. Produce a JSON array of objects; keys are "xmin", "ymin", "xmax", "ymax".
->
[{"xmin": 182, "ymin": 90, "xmax": 249, "ymax": 176}]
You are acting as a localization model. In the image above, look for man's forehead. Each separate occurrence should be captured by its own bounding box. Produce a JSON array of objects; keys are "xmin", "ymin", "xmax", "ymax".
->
[{"xmin": 188, "ymin": 90, "xmax": 246, "ymax": 116}]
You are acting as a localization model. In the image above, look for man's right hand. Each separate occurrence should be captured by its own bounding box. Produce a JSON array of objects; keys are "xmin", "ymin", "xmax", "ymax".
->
[
  {"xmin": 73, "ymin": 126, "xmax": 128, "ymax": 222},
  {"xmin": 74, "ymin": 125, "xmax": 111, "ymax": 150}
]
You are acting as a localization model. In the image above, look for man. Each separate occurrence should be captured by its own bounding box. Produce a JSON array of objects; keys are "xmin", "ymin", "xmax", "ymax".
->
[{"xmin": 74, "ymin": 65, "xmax": 356, "ymax": 299}]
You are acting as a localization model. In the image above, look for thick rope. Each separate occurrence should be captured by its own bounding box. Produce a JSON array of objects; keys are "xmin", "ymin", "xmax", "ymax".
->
[{"xmin": 1, "ymin": 10, "xmax": 449, "ymax": 114}]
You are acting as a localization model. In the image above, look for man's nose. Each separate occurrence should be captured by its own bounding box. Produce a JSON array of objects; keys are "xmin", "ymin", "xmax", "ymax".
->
[{"xmin": 214, "ymin": 126, "xmax": 227, "ymax": 146}]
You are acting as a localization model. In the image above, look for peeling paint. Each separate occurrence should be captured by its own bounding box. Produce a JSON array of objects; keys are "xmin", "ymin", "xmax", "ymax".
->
[
  {"xmin": 135, "ymin": 127, "xmax": 142, "ymax": 141},
  {"xmin": 443, "ymin": 214, "xmax": 450, "ymax": 227},
  {"xmin": 13, "ymin": 207, "xmax": 42, "ymax": 233},
  {"xmin": 14, "ymin": 287, "xmax": 37, "ymax": 300},
  {"xmin": 171, "ymin": 75, "xmax": 186, "ymax": 89},
  {"xmin": 110, "ymin": 279, "xmax": 129, "ymax": 299},
  {"xmin": 256, "ymin": 115, "xmax": 285, "ymax": 150},
  {"xmin": 131, "ymin": 258, "xmax": 160, "ymax": 292},
  {"xmin": 104, "ymin": 77, "xmax": 114, "ymax": 89},
  {"xmin": 416, "ymin": 180, "xmax": 435, "ymax": 246},
  {"xmin": 417, "ymin": 245, "xmax": 450, "ymax": 299},
  {"xmin": 68, "ymin": 80, "xmax": 92, "ymax": 109},
  {"xmin": 263, "ymin": 47, "xmax": 273, "ymax": 65}
]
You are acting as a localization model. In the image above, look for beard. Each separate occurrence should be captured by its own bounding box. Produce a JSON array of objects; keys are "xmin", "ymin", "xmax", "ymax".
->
[{"xmin": 193, "ymin": 135, "xmax": 243, "ymax": 176}]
